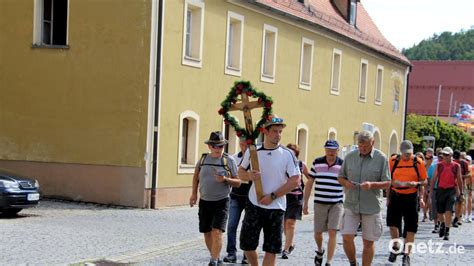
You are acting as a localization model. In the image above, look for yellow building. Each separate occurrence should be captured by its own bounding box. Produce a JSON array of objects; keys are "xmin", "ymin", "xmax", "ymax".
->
[{"xmin": 0, "ymin": 0, "xmax": 410, "ymax": 208}]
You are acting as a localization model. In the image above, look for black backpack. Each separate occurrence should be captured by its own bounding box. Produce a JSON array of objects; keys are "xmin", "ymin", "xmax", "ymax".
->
[{"xmin": 390, "ymin": 155, "xmax": 421, "ymax": 190}]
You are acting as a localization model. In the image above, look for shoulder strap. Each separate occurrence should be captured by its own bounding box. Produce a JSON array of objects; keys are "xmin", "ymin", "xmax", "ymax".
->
[
  {"xmin": 413, "ymin": 157, "xmax": 420, "ymax": 180},
  {"xmin": 198, "ymin": 153, "xmax": 208, "ymax": 170},
  {"xmin": 221, "ymin": 153, "xmax": 231, "ymax": 175},
  {"xmin": 391, "ymin": 155, "xmax": 401, "ymax": 177}
]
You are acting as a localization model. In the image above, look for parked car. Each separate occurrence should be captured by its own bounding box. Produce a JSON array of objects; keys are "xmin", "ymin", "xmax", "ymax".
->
[{"xmin": 0, "ymin": 168, "xmax": 40, "ymax": 216}]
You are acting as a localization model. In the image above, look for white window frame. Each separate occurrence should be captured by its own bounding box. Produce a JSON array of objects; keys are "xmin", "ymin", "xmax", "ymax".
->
[
  {"xmin": 358, "ymin": 59, "xmax": 368, "ymax": 102},
  {"xmin": 178, "ymin": 110, "xmax": 200, "ymax": 174},
  {"xmin": 375, "ymin": 64, "xmax": 384, "ymax": 105},
  {"xmin": 330, "ymin": 48, "xmax": 342, "ymax": 95},
  {"xmin": 33, "ymin": 0, "xmax": 70, "ymax": 47},
  {"xmin": 182, "ymin": 0, "xmax": 205, "ymax": 68},
  {"xmin": 298, "ymin": 37, "xmax": 314, "ymax": 91},
  {"xmin": 295, "ymin": 124, "xmax": 309, "ymax": 163},
  {"xmin": 260, "ymin": 24, "xmax": 278, "ymax": 84},
  {"xmin": 221, "ymin": 119, "xmax": 239, "ymax": 155},
  {"xmin": 224, "ymin": 11, "xmax": 244, "ymax": 77}
]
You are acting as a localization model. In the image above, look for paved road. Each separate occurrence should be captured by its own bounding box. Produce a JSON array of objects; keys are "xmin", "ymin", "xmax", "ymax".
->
[{"xmin": 1, "ymin": 199, "xmax": 474, "ymax": 265}]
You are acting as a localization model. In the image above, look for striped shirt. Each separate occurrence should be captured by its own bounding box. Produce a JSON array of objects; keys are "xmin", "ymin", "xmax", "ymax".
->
[{"xmin": 309, "ymin": 156, "xmax": 344, "ymax": 204}]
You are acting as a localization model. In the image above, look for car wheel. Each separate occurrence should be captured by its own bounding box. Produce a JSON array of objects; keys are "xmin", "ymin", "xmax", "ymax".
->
[{"xmin": 1, "ymin": 208, "xmax": 22, "ymax": 217}]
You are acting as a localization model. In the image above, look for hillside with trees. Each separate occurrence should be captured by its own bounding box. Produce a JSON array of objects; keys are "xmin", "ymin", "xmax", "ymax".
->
[{"xmin": 402, "ymin": 29, "xmax": 474, "ymax": 60}]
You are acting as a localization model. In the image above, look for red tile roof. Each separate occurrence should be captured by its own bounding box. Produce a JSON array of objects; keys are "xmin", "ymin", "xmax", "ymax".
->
[{"xmin": 252, "ymin": 0, "xmax": 410, "ymax": 65}]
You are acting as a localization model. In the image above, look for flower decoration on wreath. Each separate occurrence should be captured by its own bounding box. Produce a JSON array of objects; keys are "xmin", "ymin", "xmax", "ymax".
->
[{"xmin": 218, "ymin": 81, "xmax": 273, "ymax": 145}]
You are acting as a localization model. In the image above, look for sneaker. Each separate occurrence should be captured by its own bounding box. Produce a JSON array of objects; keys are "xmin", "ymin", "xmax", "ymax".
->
[
  {"xmin": 281, "ymin": 250, "xmax": 289, "ymax": 259},
  {"xmin": 241, "ymin": 256, "xmax": 249, "ymax": 265},
  {"xmin": 439, "ymin": 223, "xmax": 446, "ymax": 238},
  {"xmin": 388, "ymin": 246, "xmax": 400, "ymax": 263},
  {"xmin": 349, "ymin": 261, "xmax": 359, "ymax": 266},
  {"xmin": 432, "ymin": 224, "xmax": 439, "ymax": 234},
  {"xmin": 288, "ymin": 245, "xmax": 295, "ymax": 254},
  {"xmin": 402, "ymin": 254, "xmax": 411, "ymax": 266},
  {"xmin": 422, "ymin": 215, "xmax": 427, "ymax": 222},
  {"xmin": 314, "ymin": 249, "xmax": 325, "ymax": 265},
  {"xmin": 468, "ymin": 217, "xmax": 473, "ymax": 223},
  {"xmin": 223, "ymin": 255, "xmax": 236, "ymax": 263}
]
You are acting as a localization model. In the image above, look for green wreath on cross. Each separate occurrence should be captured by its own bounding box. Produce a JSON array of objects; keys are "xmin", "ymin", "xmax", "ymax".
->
[{"xmin": 218, "ymin": 81, "xmax": 273, "ymax": 145}]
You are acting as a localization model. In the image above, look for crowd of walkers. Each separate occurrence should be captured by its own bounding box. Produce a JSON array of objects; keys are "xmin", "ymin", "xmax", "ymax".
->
[{"xmin": 189, "ymin": 116, "xmax": 473, "ymax": 266}]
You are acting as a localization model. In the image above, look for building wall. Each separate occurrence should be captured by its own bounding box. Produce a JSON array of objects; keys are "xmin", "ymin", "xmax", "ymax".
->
[
  {"xmin": 0, "ymin": 0, "xmax": 152, "ymax": 207},
  {"xmin": 156, "ymin": 1, "xmax": 407, "ymax": 206}
]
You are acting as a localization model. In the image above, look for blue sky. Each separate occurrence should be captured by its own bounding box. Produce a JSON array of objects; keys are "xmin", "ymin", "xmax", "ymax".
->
[{"xmin": 362, "ymin": 0, "xmax": 474, "ymax": 50}]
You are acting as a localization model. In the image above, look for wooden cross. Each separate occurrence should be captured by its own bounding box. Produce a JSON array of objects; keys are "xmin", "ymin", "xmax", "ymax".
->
[{"xmin": 228, "ymin": 93, "xmax": 265, "ymax": 200}]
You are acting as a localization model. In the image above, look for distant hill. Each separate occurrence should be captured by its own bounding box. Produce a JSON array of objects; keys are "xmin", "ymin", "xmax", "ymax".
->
[{"xmin": 402, "ymin": 29, "xmax": 474, "ymax": 60}]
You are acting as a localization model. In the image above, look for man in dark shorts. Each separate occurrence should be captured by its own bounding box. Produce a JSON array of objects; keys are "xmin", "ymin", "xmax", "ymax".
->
[
  {"xmin": 430, "ymin": 147, "xmax": 463, "ymax": 241},
  {"xmin": 189, "ymin": 131, "xmax": 241, "ymax": 266},
  {"xmin": 386, "ymin": 140, "xmax": 427, "ymax": 265},
  {"xmin": 238, "ymin": 116, "xmax": 301, "ymax": 266}
]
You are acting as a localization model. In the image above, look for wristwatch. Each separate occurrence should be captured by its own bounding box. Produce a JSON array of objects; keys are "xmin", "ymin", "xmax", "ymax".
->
[{"xmin": 270, "ymin": 192, "xmax": 277, "ymax": 200}]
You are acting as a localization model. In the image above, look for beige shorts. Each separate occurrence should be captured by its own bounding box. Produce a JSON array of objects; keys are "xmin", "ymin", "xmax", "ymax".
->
[
  {"xmin": 313, "ymin": 202, "xmax": 343, "ymax": 232},
  {"xmin": 340, "ymin": 208, "xmax": 383, "ymax": 241}
]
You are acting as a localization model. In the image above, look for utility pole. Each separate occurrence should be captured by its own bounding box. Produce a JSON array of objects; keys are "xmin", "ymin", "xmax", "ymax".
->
[
  {"xmin": 448, "ymin": 92, "xmax": 454, "ymax": 118},
  {"xmin": 434, "ymin": 85, "xmax": 442, "ymax": 133}
]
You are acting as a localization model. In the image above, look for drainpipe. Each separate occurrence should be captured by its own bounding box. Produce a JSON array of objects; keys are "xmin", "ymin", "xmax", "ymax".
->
[
  {"xmin": 402, "ymin": 65, "xmax": 412, "ymax": 140},
  {"xmin": 150, "ymin": 0, "xmax": 163, "ymax": 209}
]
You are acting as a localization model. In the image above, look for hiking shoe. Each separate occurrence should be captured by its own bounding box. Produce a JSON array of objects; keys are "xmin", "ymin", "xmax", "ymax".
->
[
  {"xmin": 422, "ymin": 215, "xmax": 427, "ymax": 222},
  {"xmin": 208, "ymin": 260, "xmax": 219, "ymax": 266},
  {"xmin": 443, "ymin": 231, "xmax": 450, "ymax": 241},
  {"xmin": 241, "ymin": 256, "xmax": 249, "ymax": 264},
  {"xmin": 349, "ymin": 261, "xmax": 359, "ymax": 266},
  {"xmin": 388, "ymin": 246, "xmax": 400, "ymax": 263},
  {"xmin": 468, "ymin": 217, "xmax": 473, "ymax": 223},
  {"xmin": 223, "ymin": 255, "xmax": 237, "ymax": 263},
  {"xmin": 288, "ymin": 245, "xmax": 295, "ymax": 254},
  {"xmin": 402, "ymin": 254, "xmax": 411, "ymax": 266},
  {"xmin": 281, "ymin": 250, "xmax": 289, "ymax": 259},
  {"xmin": 452, "ymin": 217, "xmax": 458, "ymax": 227},
  {"xmin": 432, "ymin": 225, "xmax": 439, "ymax": 234},
  {"xmin": 314, "ymin": 249, "xmax": 325, "ymax": 265},
  {"xmin": 439, "ymin": 223, "xmax": 446, "ymax": 237}
]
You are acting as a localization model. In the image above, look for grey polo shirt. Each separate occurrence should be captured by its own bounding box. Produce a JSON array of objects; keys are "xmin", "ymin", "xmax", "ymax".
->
[{"xmin": 338, "ymin": 148, "xmax": 390, "ymax": 215}]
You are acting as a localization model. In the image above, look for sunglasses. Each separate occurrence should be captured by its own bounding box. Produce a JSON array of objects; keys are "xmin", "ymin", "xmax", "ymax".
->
[
  {"xmin": 271, "ymin": 117, "xmax": 284, "ymax": 123},
  {"xmin": 211, "ymin": 145, "xmax": 224, "ymax": 149},
  {"xmin": 425, "ymin": 155, "xmax": 433, "ymax": 159}
]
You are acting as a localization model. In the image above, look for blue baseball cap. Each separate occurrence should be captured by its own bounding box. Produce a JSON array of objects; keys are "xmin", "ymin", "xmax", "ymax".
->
[{"xmin": 324, "ymin": 140, "xmax": 339, "ymax": 149}]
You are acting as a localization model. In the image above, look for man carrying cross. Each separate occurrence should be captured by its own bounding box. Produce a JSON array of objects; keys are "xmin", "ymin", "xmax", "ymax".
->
[{"xmin": 238, "ymin": 116, "xmax": 301, "ymax": 266}]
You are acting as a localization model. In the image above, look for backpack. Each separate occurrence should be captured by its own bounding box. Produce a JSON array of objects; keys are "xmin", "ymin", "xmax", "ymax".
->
[
  {"xmin": 391, "ymin": 155, "xmax": 420, "ymax": 180},
  {"xmin": 198, "ymin": 153, "xmax": 231, "ymax": 176}
]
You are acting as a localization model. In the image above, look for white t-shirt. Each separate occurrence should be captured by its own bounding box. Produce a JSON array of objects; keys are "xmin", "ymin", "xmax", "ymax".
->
[{"xmin": 240, "ymin": 144, "xmax": 301, "ymax": 210}]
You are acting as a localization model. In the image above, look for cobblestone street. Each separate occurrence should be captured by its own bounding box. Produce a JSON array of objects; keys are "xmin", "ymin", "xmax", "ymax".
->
[{"xmin": 1, "ymin": 199, "xmax": 474, "ymax": 265}]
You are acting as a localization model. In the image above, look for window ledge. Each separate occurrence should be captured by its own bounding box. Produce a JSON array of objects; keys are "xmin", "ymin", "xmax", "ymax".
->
[
  {"xmin": 330, "ymin": 89, "xmax": 340, "ymax": 96},
  {"xmin": 374, "ymin": 101, "xmax": 382, "ymax": 106},
  {"xmin": 261, "ymin": 73, "xmax": 275, "ymax": 84},
  {"xmin": 32, "ymin": 44, "xmax": 70, "ymax": 49},
  {"xmin": 225, "ymin": 66, "xmax": 241, "ymax": 77},
  {"xmin": 358, "ymin": 97, "xmax": 367, "ymax": 103},
  {"xmin": 178, "ymin": 164, "xmax": 195, "ymax": 174},
  {"xmin": 183, "ymin": 56, "xmax": 202, "ymax": 68},
  {"xmin": 299, "ymin": 82, "xmax": 311, "ymax": 91}
]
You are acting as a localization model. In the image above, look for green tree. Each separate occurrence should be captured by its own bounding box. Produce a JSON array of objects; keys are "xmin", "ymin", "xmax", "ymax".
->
[
  {"xmin": 405, "ymin": 114, "xmax": 472, "ymax": 152},
  {"xmin": 402, "ymin": 29, "xmax": 474, "ymax": 60}
]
